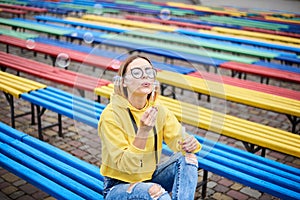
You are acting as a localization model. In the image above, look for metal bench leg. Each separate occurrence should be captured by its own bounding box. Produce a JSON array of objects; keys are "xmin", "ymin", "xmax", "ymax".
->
[
  {"xmin": 58, "ymin": 114, "xmax": 62, "ymax": 137},
  {"xmin": 4, "ymin": 93, "xmax": 15, "ymax": 128},
  {"xmin": 286, "ymin": 115, "xmax": 300, "ymax": 134},
  {"xmin": 202, "ymin": 169, "xmax": 208, "ymax": 199},
  {"xmin": 242, "ymin": 141, "xmax": 266, "ymax": 157},
  {"xmin": 36, "ymin": 105, "xmax": 63, "ymax": 140},
  {"xmin": 196, "ymin": 169, "xmax": 208, "ymax": 199},
  {"xmin": 36, "ymin": 105, "xmax": 45, "ymax": 140}
]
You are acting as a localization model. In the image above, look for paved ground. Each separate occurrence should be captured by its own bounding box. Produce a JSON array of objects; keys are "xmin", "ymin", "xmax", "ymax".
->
[{"xmin": 1, "ymin": 1, "xmax": 300, "ymax": 200}]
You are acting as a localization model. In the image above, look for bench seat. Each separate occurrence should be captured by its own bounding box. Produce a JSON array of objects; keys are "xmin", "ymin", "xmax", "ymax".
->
[
  {"xmin": 188, "ymin": 71, "xmax": 300, "ymax": 101},
  {"xmin": 0, "ymin": 71, "xmax": 106, "ymax": 140},
  {"xmin": 219, "ymin": 61, "xmax": 300, "ymax": 84},
  {"xmin": 0, "ymin": 35, "xmax": 120, "ymax": 72},
  {"xmin": 0, "ymin": 122, "xmax": 104, "ymax": 200},
  {"xmin": 163, "ymin": 135, "xmax": 300, "ymax": 199},
  {"xmin": 0, "ymin": 50, "xmax": 111, "ymax": 95}
]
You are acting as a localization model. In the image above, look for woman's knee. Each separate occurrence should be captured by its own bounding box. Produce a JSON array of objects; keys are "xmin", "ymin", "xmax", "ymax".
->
[
  {"xmin": 184, "ymin": 153, "xmax": 198, "ymax": 167},
  {"xmin": 148, "ymin": 184, "xmax": 170, "ymax": 200},
  {"xmin": 126, "ymin": 183, "xmax": 170, "ymax": 200}
]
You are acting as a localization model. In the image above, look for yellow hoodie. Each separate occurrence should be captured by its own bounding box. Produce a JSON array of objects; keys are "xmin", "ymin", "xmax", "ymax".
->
[{"xmin": 98, "ymin": 93, "xmax": 201, "ymax": 183}]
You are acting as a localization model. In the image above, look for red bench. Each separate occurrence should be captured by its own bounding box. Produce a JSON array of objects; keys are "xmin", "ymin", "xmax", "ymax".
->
[
  {"xmin": 0, "ymin": 35, "xmax": 120, "ymax": 72},
  {"xmin": 0, "ymin": 7, "xmax": 27, "ymax": 18},
  {"xmin": 219, "ymin": 61, "xmax": 300, "ymax": 84},
  {"xmin": 0, "ymin": 51, "xmax": 111, "ymax": 96},
  {"xmin": 0, "ymin": 4, "xmax": 47, "ymax": 14}
]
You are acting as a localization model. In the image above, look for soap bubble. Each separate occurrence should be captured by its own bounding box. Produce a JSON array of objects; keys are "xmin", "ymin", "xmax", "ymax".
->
[
  {"xmin": 159, "ymin": 8, "xmax": 171, "ymax": 21},
  {"xmin": 55, "ymin": 53, "xmax": 70, "ymax": 68},
  {"xmin": 83, "ymin": 32, "xmax": 94, "ymax": 44},
  {"xmin": 26, "ymin": 39, "xmax": 36, "ymax": 49},
  {"xmin": 94, "ymin": 4, "xmax": 103, "ymax": 15}
]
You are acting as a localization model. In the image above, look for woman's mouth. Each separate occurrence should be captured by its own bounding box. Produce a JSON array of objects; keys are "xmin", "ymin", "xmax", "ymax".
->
[{"xmin": 141, "ymin": 82, "xmax": 151, "ymax": 87}]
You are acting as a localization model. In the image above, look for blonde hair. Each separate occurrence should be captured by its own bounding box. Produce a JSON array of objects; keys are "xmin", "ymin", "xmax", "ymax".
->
[{"xmin": 114, "ymin": 55, "xmax": 159, "ymax": 100}]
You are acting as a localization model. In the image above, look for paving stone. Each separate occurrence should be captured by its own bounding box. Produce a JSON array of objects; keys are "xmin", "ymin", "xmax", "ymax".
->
[
  {"xmin": 19, "ymin": 184, "xmax": 40, "ymax": 195},
  {"xmin": 206, "ymin": 181, "xmax": 218, "ymax": 189},
  {"xmin": 211, "ymin": 192, "xmax": 233, "ymax": 200},
  {"xmin": 71, "ymin": 149, "xmax": 88, "ymax": 158},
  {"xmin": 2, "ymin": 174, "xmax": 19, "ymax": 183},
  {"xmin": 0, "ymin": 182, "xmax": 10, "ymax": 190},
  {"xmin": 230, "ymin": 183, "xmax": 243, "ymax": 191},
  {"xmin": 9, "ymin": 190, "xmax": 26, "ymax": 199},
  {"xmin": 2, "ymin": 185, "xmax": 18, "ymax": 195},
  {"xmin": 214, "ymin": 184, "xmax": 229, "ymax": 193},
  {"xmin": 68, "ymin": 140, "xmax": 82, "ymax": 147},
  {"xmin": 13, "ymin": 180, "xmax": 27, "ymax": 187},
  {"xmin": 227, "ymin": 189, "xmax": 249, "ymax": 200},
  {"xmin": 218, "ymin": 178, "xmax": 234, "ymax": 187},
  {"xmin": 241, "ymin": 187, "xmax": 262, "ymax": 199},
  {"xmin": 32, "ymin": 190, "xmax": 50, "ymax": 199},
  {"xmin": 15, "ymin": 195, "xmax": 36, "ymax": 200}
]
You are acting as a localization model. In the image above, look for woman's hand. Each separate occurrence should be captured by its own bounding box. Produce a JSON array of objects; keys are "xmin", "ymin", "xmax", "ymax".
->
[
  {"xmin": 134, "ymin": 107, "xmax": 158, "ymax": 149},
  {"xmin": 179, "ymin": 135, "xmax": 199, "ymax": 153},
  {"xmin": 139, "ymin": 106, "xmax": 158, "ymax": 134}
]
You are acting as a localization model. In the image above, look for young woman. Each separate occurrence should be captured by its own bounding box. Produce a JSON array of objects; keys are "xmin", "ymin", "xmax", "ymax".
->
[{"xmin": 98, "ymin": 54, "xmax": 201, "ymax": 200}]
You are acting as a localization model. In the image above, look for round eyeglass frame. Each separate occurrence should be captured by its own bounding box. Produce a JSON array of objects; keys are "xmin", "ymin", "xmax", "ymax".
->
[{"xmin": 128, "ymin": 67, "xmax": 157, "ymax": 79}]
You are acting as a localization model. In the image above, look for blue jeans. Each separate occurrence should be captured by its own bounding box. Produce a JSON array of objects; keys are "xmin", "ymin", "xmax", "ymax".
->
[{"xmin": 103, "ymin": 152, "xmax": 198, "ymax": 200}]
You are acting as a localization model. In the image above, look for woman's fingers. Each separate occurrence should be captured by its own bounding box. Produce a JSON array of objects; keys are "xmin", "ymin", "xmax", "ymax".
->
[{"xmin": 181, "ymin": 136, "xmax": 198, "ymax": 152}]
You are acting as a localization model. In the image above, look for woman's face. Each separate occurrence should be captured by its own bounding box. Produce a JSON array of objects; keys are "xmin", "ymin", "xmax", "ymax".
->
[{"xmin": 123, "ymin": 58, "xmax": 156, "ymax": 97}]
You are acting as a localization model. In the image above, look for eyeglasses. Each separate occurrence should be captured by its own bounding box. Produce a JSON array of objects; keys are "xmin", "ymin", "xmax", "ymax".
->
[{"xmin": 128, "ymin": 67, "xmax": 157, "ymax": 79}]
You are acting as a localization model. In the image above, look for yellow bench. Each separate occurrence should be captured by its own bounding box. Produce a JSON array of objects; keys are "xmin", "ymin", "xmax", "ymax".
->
[
  {"xmin": 211, "ymin": 27, "xmax": 300, "ymax": 45},
  {"xmin": 0, "ymin": 71, "xmax": 46, "ymax": 127},
  {"xmin": 156, "ymin": 70, "xmax": 300, "ymax": 118},
  {"xmin": 81, "ymin": 15, "xmax": 177, "ymax": 32},
  {"xmin": 94, "ymin": 84, "xmax": 300, "ymax": 158}
]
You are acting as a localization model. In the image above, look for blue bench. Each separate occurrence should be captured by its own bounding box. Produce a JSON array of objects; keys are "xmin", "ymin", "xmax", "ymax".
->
[
  {"xmin": 0, "ymin": 122, "xmax": 104, "ymax": 200},
  {"xmin": 163, "ymin": 134, "xmax": 300, "ymax": 199},
  {"xmin": 2, "ymin": 116, "xmax": 299, "ymax": 200},
  {"xmin": 177, "ymin": 28, "xmax": 300, "ymax": 54},
  {"xmin": 20, "ymin": 86, "xmax": 105, "ymax": 140},
  {"xmin": 34, "ymin": 36, "xmax": 196, "ymax": 74}
]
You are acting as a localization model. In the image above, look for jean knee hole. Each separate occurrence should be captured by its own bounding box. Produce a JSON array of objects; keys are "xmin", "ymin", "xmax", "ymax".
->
[
  {"xmin": 149, "ymin": 184, "xmax": 166, "ymax": 200},
  {"xmin": 126, "ymin": 182, "xmax": 139, "ymax": 194},
  {"xmin": 185, "ymin": 154, "xmax": 198, "ymax": 167}
]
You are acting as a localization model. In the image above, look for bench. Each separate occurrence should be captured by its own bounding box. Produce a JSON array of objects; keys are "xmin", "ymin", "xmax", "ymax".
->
[
  {"xmin": 188, "ymin": 71, "xmax": 300, "ymax": 101},
  {"xmin": 176, "ymin": 28, "xmax": 300, "ymax": 55},
  {"xmin": 0, "ymin": 71, "xmax": 106, "ymax": 140},
  {"xmin": 34, "ymin": 36, "xmax": 196, "ymax": 74},
  {"xmin": 0, "ymin": 3, "xmax": 48, "ymax": 14},
  {"xmin": 0, "ymin": 17, "xmax": 72, "ymax": 39},
  {"xmin": 163, "ymin": 134, "xmax": 300, "ymax": 199},
  {"xmin": 0, "ymin": 7, "xmax": 27, "ymax": 18},
  {"xmin": 0, "ymin": 51, "xmax": 111, "ymax": 96},
  {"xmin": 94, "ymin": 84, "xmax": 300, "ymax": 158},
  {"xmin": 0, "ymin": 122, "xmax": 104, "ymax": 199},
  {"xmin": 219, "ymin": 61, "xmax": 300, "ymax": 84},
  {"xmin": 0, "ymin": 34, "xmax": 121, "ymax": 73}
]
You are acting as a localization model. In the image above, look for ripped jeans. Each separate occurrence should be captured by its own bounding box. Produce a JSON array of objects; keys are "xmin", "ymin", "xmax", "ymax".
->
[{"xmin": 103, "ymin": 152, "xmax": 198, "ymax": 200}]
